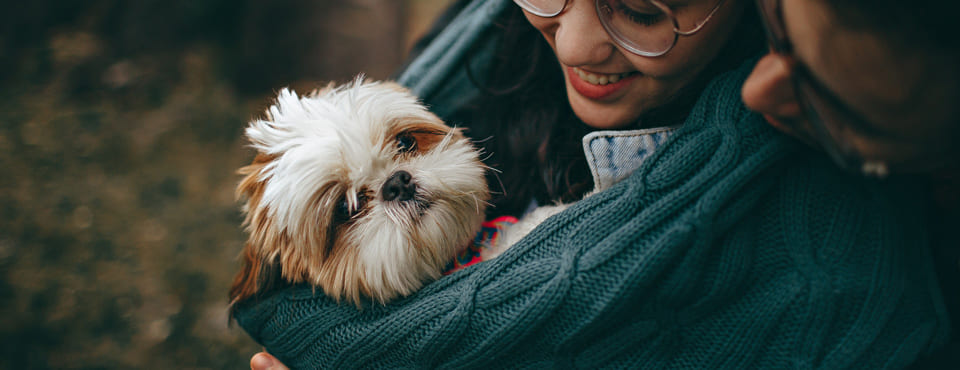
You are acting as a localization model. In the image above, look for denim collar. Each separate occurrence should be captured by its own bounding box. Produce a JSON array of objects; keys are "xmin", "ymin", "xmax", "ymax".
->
[{"xmin": 582, "ymin": 126, "xmax": 679, "ymax": 192}]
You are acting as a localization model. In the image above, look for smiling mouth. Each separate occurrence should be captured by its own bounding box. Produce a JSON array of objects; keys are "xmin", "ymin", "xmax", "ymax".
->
[
  {"xmin": 567, "ymin": 67, "xmax": 641, "ymax": 100},
  {"xmin": 572, "ymin": 67, "xmax": 637, "ymax": 85}
]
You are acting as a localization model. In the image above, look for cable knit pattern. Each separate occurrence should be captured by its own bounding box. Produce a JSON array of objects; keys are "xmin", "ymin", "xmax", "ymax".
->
[{"xmin": 233, "ymin": 62, "xmax": 950, "ymax": 368}]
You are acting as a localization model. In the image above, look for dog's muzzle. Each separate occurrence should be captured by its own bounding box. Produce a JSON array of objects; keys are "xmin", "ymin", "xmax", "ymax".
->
[{"xmin": 382, "ymin": 171, "xmax": 416, "ymax": 202}]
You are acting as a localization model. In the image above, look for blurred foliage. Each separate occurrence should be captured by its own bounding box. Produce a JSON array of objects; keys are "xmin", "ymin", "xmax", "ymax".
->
[{"xmin": 0, "ymin": 0, "xmax": 446, "ymax": 368}]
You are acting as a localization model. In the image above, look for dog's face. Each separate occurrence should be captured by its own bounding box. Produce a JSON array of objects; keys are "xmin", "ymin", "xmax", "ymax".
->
[{"xmin": 230, "ymin": 79, "xmax": 489, "ymax": 306}]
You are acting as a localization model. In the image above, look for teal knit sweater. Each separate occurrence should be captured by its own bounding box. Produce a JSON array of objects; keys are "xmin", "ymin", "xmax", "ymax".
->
[
  {"xmin": 233, "ymin": 60, "xmax": 950, "ymax": 367},
  {"xmin": 233, "ymin": 1, "xmax": 950, "ymax": 367}
]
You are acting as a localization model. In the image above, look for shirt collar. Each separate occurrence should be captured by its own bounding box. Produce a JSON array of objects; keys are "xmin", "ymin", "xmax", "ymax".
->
[{"xmin": 582, "ymin": 126, "xmax": 679, "ymax": 192}]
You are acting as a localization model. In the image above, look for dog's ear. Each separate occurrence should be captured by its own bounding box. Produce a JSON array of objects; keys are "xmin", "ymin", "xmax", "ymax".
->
[
  {"xmin": 236, "ymin": 154, "xmax": 275, "ymax": 200},
  {"xmin": 228, "ymin": 244, "xmax": 284, "ymax": 314},
  {"xmin": 230, "ymin": 153, "xmax": 287, "ymax": 317}
]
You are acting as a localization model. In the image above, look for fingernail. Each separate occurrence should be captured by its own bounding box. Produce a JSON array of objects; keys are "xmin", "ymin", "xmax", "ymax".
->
[{"xmin": 251, "ymin": 353, "xmax": 278, "ymax": 370}]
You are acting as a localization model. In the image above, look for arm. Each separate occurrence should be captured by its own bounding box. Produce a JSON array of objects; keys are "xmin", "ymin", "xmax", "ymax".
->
[{"xmin": 234, "ymin": 65, "xmax": 950, "ymax": 369}]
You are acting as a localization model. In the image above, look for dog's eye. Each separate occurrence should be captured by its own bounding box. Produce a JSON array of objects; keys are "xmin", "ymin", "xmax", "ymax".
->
[
  {"xmin": 356, "ymin": 193, "xmax": 368, "ymax": 211},
  {"xmin": 334, "ymin": 193, "xmax": 368, "ymax": 223},
  {"xmin": 335, "ymin": 198, "xmax": 352, "ymax": 222},
  {"xmin": 396, "ymin": 133, "xmax": 417, "ymax": 153}
]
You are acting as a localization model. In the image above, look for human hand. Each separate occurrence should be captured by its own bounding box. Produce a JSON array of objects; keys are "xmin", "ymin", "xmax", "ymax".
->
[{"xmin": 250, "ymin": 351, "xmax": 289, "ymax": 370}]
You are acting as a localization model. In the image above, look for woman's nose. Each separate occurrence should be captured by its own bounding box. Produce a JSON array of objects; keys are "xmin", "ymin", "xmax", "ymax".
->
[{"xmin": 551, "ymin": 0, "xmax": 615, "ymax": 66}]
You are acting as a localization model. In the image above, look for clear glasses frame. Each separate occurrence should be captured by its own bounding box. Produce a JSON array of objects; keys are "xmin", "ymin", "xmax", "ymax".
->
[{"xmin": 515, "ymin": 0, "xmax": 729, "ymax": 57}]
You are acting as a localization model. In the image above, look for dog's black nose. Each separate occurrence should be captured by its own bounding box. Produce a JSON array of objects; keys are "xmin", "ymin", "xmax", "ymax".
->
[{"xmin": 382, "ymin": 170, "xmax": 416, "ymax": 202}]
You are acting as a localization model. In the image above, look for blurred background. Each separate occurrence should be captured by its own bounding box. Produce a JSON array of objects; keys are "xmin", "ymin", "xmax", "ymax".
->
[{"xmin": 0, "ymin": 0, "xmax": 454, "ymax": 368}]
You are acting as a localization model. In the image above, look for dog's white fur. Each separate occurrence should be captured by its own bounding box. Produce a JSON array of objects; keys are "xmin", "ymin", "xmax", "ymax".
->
[
  {"xmin": 480, "ymin": 203, "xmax": 571, "ymax": 260},
  {"xmin": 231, "ymin": 77, "xmax": 490, "ymax": 306}
]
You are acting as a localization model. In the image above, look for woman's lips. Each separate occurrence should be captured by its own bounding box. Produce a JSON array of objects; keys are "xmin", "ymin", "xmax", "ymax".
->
[{"xmin": 567, "ymin": 66, "xmax": 639, "ymax": 100}]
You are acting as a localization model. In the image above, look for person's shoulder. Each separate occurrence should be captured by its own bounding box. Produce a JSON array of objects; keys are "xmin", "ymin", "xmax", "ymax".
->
[{"xmin": 764, "ymin": 151, "xmax": 936, "ymax": 278}]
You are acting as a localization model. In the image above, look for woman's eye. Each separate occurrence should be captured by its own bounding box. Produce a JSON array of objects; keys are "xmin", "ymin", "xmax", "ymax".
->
[
  {"xmin": 396, "ymin": 133, "xmax": 417, "ymax": 153},
  {"xmin": 616, "ymin": 1, "xmax": 665, "ymax": 26}
]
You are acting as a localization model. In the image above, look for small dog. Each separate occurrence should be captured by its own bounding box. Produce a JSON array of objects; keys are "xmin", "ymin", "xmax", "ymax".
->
[{"xmin": 229, "ymin": 77, "xmax": 491, "ymax": 307}]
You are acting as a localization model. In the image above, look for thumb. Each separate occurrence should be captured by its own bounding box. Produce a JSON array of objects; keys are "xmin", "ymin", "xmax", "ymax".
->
[{"xmin": 251, "ymin": 352, "xmax": 289, "ymax": 370}]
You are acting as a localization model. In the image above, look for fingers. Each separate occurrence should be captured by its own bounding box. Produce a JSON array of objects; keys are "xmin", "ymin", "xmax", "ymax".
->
[{"xmin": 251, "ymin": 352, "xmax": 289, "ymax": 370}]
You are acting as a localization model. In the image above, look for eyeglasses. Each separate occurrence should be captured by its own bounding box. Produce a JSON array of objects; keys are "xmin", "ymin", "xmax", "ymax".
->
[
  {"xmin": 756, "ymin": 0, "xmax": 890, "ymax": 177},
  {"xmin": 514, "ymin": 0, "xmax": 728, "ymax": 57}
]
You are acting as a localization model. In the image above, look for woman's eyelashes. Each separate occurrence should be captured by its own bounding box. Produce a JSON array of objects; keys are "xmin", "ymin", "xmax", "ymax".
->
[{"xmin": 615, "ymin": 1, "xmax": 666, "ymax": 26}]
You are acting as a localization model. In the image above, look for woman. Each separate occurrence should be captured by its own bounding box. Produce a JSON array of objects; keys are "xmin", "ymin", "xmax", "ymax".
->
[
  {"xmin": 239, "ymin": 0, "xmax": 949, "ymax": 368},
  {"xmin": 411, "ymin": 0, "xmax": 762, "ymax": 218}
]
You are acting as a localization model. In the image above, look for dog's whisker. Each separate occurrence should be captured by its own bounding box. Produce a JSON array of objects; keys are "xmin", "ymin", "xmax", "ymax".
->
[
  {"xmin": 480, "ymin": 163, "xmax": 500, "ymax": 174},
  {"xmin": 479, "ymin": 151, "xmax": 496, "ymax": 164},
  {"xmin": 470, "ymin": 193, "xmax": 484, "ymax": 215},
  {"xmin": 473, "ymin": 135, "xmax": 495, "ymax": 144}
]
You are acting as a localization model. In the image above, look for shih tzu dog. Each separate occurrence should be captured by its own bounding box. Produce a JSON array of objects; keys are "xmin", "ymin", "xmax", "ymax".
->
[{"xmin": 229, "ymin": 77, "xmax": 492, "ymax": 307}]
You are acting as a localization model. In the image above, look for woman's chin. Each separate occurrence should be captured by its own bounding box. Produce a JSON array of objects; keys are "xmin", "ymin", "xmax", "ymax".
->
[
  {"xmin": 568, "ymin": 95, "xmax": 639, "ymax": 129},
  {"xmin": 565, "ymin": 78, "xmax": 645, "ymax": 130}
]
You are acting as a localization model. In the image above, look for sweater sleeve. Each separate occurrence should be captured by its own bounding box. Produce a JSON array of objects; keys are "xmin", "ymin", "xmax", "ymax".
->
[{"xmin": 232, "ymin": 64, "xmax": 950, "ymax": 369}]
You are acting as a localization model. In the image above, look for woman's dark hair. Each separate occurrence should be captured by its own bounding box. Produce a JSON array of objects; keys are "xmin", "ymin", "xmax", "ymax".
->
[
  {"xmin": 450, "ymin": 6, "xmax": 593, "ymax": 217},
  {"xmin": 413, "ymin": 1, "xmax": 765, "ymax": 218}
]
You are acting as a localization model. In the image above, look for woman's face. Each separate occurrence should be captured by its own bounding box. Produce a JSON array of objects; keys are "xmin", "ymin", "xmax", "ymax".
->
[
  {"xmin": 522, "ymin": 0, "xmax": 746, "ymax": 129},
  {"xmin": 741, "ymin": 0, "xmax": 960, "ymax": 172}
]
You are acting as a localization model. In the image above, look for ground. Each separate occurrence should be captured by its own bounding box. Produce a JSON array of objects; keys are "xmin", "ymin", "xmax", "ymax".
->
[{"xmin": 0, "ymin": 0, "xmax": 450, "ymax": 367}]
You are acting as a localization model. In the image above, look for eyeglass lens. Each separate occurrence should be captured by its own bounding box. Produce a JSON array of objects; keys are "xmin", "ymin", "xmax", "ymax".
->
[
  {"xmin": 793, "ymin": 72, "xmax": 865, "ymax": 171},
  {"xmin": 515, "ymin": 0, "xmax": 567, "ymax": 17},
  {"xmin": 515, "ymin": 0, "xmax": 720, "ymax": 56},
  {"xmin": 597, "ymin": 0, "xmax": 679, "ymax": 56}
]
